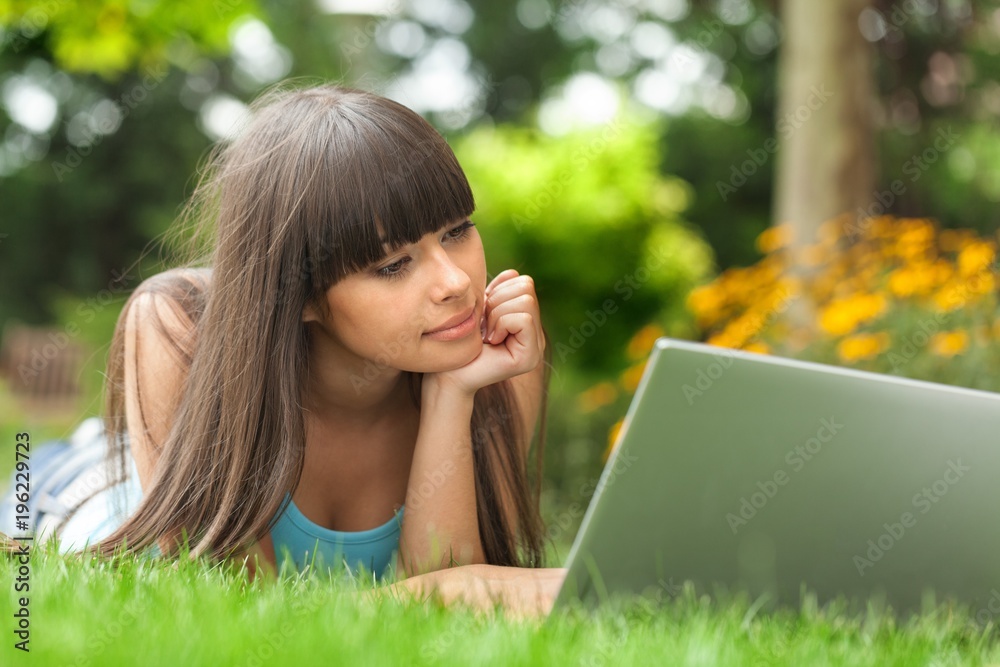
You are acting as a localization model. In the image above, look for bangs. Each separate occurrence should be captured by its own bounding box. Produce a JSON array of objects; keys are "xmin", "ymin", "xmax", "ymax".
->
[{"xmin": 305, "ymin": 95, "xmax": 475, "ymax": 290}]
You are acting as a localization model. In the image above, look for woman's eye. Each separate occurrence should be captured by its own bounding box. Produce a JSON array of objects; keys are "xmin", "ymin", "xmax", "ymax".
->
[
  {"xmin": 374, "ymin": 221, "xmax": 473, "ymax": 281},
  {"xmin": 376, "ymin": 258, "xmax": 410, "ymax": 281},
  {"xmin": 446, "ymin": 220, "xmax": 475, "ymax": 240}
]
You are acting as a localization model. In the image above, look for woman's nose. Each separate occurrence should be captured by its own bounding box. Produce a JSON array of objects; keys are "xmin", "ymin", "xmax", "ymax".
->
[{"xmin": 429, "ymin": 249, "xmax": 470, "ymax": 300}]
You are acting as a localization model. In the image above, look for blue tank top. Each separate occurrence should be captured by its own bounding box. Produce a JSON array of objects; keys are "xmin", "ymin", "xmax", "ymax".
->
[{"xmin": 269, "ymin": 493, "xmax": 404, "ymax": 580}]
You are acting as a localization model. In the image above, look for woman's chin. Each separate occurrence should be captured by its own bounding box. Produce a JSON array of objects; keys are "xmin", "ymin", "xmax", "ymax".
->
[{"xmin": 414, "ymin": 339, "xmax": 484, "ymax": 373}]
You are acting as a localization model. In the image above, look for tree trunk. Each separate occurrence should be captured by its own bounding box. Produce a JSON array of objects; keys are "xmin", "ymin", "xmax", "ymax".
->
[{"xmin": 774, "ymin": 0, "xmax": 877, "ymax": 328}]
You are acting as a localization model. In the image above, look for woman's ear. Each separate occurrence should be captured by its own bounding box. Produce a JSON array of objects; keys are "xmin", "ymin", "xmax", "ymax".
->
[{"xmin": 302, "ymin": 300, "xmax": 320, "ymax": 323}]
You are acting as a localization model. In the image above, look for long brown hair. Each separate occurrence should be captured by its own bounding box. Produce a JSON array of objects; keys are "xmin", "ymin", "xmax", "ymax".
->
[{"xmin": 79, "ymin": 83, "xmax": 553, "ymax": 569}]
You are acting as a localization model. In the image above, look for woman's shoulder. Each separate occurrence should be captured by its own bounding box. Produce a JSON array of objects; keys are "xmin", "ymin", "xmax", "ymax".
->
[
  {"xmin": 127, "ymin": 267, "xmax": 212, "ymax": 341},
  {"xmin": 134, "ymin": 266, "xmax": 212, "ymax": 299},
  {"xmin": 119, "ymin": 269, "xmax": 210, "ymax": 489}
]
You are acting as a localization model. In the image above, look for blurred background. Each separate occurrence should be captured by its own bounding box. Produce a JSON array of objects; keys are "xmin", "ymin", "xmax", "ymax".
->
[{"xmin": 0, "ymin": 0, "xmax": 998, "ymax": 563}]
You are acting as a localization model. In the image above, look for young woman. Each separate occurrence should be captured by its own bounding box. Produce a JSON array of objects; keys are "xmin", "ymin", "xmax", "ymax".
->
[{"xmin": 7, "ymin": 82, "xmax": 566, "ymax": 616}]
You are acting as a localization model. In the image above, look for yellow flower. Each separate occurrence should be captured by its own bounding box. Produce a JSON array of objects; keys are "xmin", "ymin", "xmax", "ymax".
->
[
  {"xmin": 933, "ymin": 272, "xmax": 996, "ymax": 311},
  {"xmin": 868, "ymin": 216, "xmax": 898, "ymax": 239},
  {"xmin": 818, "ymin": 293, "xmax": 887, "ymax": 336},
  {"xmin": 930, "ymin": 330, "xmax": 969, "ymax": 357},
  {"xmin": 707, "ymin": 317, "xmax": 755, "ymax": 349},
  {"xmin": 755, "ymin": 284, "xmax": 794, "ymax": 317},
  {"xmin": 756, "ymin": 223, "xmax": 794, "ymax": 254},
  {"xmin": 970, "ymin": 272, "xmax": 997, "ymax": 296},
  {"xmin": 706, "ymin": 331, "xmax": 737, "ymax": 348},
  {"xmin": 577, "ymin": 381, "xmax": 618, "ymax": 413},
  {"xmin": 931, "ymin": 260, "xmax": 954, "ymax": 286},
  {"xmin": 604, "ymin": 417, "xmax": 624, "ymax": 463},
  {"xmin": 836, "ymin": 332, "xmax": 890, "ymax": 362},
  {"xmin": 887, "ymin": 263, "xmax": 937, "ymax": 298},
  {"xmin": 893, "ymin": 219, "xmax": 936, "ymax": 262},
  {"xmin": 619, "ymin": 360, "xmax": 647, "ymax": 392},
  {"xmin": 957, "ymin": 240, "xmax": 996, "ymax": 278},
  {"xmin": 932, "ymin": 282, "xmax": 966, "ymax": 312},
  {"xmin": 742, "ymin": 341, "xmax": 770, "ymax": 354},
  {"xmin": 626, "ymin": 323, "xmax": 665, "ymax": 361},
  {"xmin": 687, "ymin": 284, "xmax": 726, "ymax": 327}
]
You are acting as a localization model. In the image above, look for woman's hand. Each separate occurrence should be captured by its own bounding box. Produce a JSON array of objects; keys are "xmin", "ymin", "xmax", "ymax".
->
[
  {"xmin": 425, "ymin": 269, "xmax": 545, "ymax": 397},
  {"xmin": 376, "ymin": 564, "xmax": 568, "ymax": 621}
]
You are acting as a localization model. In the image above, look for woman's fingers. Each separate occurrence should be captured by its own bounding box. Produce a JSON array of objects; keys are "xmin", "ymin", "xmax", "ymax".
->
[
  {"xmin": 484, "ymin": 279, "xmax": 537, "ymax": 327},
  {"xmin": 486, "ymin": 274, "xmax": 532, "ymax": 302},
  {"xmin": 484, "ymin": 294, "xmax": 537, "ymax": 342},
  {"xmin": 485, "ymin": 269, "xmax": 519, "ymax": 298},
  {"xmin": 482, "ymin": 275, "xmax": 544, "ymax": 368},
  {"xmin": 486, "ymin": 313, "xmax": 541, "ymax": 374},
  {"xmin": 489, "ymin": 312, "xmax": 534, "ymax": 355}
]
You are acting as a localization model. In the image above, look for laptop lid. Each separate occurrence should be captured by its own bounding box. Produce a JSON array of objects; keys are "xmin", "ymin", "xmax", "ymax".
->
[{"xmin": 551, "ymin": 337, "xmax": 1000, "ymax": 619}]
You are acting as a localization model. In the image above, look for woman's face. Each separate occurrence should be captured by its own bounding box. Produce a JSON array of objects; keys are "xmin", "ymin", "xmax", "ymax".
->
[{"xmin": 304, "ymin": 217, "xmax": 487, "ymax": 375}]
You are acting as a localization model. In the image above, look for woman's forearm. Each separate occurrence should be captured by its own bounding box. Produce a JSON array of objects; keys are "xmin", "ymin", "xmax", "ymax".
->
[{"xmin": 396, "ymin": 380, "xmax": 483, "ymax": 576}]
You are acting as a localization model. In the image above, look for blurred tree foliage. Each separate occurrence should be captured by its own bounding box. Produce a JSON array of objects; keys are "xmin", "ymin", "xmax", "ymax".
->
[
  {"xmin": 2, "ymin": 0, "xmax": 999, "ymax": 336},
  {"xmin": 867, "ymin": 0, "xmax": 1000, "ymax": 238},
  {"xmin": 0, "ymin": 0, "xmax": 259, "ymax": 78}
]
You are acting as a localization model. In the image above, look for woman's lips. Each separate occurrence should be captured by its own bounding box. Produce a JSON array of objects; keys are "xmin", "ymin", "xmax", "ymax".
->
[{"xmin": 423, "ymin": 308, "xmax": 476, "ymax": 341}]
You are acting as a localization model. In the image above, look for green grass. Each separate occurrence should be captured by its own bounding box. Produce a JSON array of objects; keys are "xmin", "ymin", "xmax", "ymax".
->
[
  {"xmin": 2, "ymin": 540, "xmax": 999, "ymax": 666},
  {"xmin": 3, "ymin": 384, "xmax": 1000, "ymax": 666}
]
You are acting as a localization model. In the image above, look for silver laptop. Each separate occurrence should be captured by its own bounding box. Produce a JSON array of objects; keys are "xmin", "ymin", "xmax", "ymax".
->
[{"xmin": 550, "ymin": 337, "xmax": 1000, "ymax": 621}]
